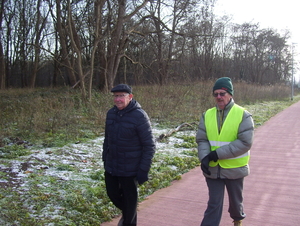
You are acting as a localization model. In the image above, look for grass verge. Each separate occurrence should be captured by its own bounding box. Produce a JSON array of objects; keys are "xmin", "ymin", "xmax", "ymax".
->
[{"xmin": 0, "ymin": 83, "xmax": 299, "ymax": 225}]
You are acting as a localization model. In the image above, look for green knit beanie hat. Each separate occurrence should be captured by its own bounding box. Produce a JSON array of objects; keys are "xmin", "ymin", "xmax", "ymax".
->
[{"xmin": 213, "ymin": 77, "xmax": 234, "ymax": 95}]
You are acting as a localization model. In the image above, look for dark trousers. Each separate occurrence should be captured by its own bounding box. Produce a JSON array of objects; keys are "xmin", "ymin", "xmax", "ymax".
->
[
  {"xmin": 105, "ymin": 171, "xmax": 138, "ymax": 226},
  {"xmin": 201, "ymin": 177, "xmax": 246, "ymax": 226}
]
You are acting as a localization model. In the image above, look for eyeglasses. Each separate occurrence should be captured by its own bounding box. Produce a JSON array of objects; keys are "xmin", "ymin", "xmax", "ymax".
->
[
  {"xmin": 113, "ymin": 94, "xmax": 129, "ymax": 99},
  {"xmin": 213, "ymin": 92, "xmax": 227, "ymax": 97}
]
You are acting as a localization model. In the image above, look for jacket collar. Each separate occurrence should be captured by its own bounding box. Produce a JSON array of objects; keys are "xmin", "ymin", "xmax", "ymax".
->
[{"xmin": 114, "ymin": 99, "xmax": 140, "ymax": 114}]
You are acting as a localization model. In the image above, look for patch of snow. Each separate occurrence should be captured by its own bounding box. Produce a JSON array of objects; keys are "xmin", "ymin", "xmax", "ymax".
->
[
  {"xmin": 0, "ymin": 126, "xmax": 198, "ymax": 224},
  {"xmin": 2, "ymin": 127, "xmax": 196, "ymax": 188}
]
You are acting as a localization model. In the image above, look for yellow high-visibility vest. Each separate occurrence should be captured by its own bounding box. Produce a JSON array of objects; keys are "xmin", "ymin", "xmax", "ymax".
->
[{"xmin": 205, "ymin": 104, "xmax": 250, "ymax": 168}]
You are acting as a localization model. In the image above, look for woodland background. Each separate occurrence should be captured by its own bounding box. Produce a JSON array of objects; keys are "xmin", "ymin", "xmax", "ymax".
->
[
  {"xmin": 0, "ymin": 1, "xmax": 299, "ymax": 224},
  {"xmin": 0, "ymin": 0, "xmax": 297, "ymax": 100}
]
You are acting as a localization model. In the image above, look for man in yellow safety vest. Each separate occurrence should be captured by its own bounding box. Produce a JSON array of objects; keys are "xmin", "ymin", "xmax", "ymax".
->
[{"xmin": 196, "ymin": 77, "xmax": 254, "ymax": 226}]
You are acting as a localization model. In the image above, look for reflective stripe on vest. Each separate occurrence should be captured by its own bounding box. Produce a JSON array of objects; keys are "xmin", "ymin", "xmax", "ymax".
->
[{"xmin": 205, "ymin": 104, "xmax": 250, "ymax": 169}]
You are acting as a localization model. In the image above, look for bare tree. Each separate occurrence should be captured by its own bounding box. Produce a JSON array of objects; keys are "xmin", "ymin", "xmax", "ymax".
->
[
  {"xmin": 55, "ymin": 0, "xmax": 77, "ymax": 86},
  {"xmin": 229, "ymin": 23, "xmax": 291, "ymax": 84},
  {"xmin": 3, "ymin": 0, "xmax": 14, "ymax": 88},
  {"xmin": 0, "ymin": 0, "xmax": 295, "ymax": 90},
  {"xmin": 51, "ymin": 0, "xmax": 150, "ymax": 96},
  {"xmin": 0, "ymin": 0, "xmax": 6, "ymax": 89},
  {"xmin": 88, "ymin": 0, "xmax": 106, "ymax": 100},
  {"xmin": 110, "ymin": 0, "xmax": 181, "ymax": 87},
  {"xmin": 102, "ymin": 0, "xmax": 149, "ymax": 91},
  {"xmin": 30, "ymin": 0, "xmax": 49, "ymax": 88},
  {"xmin": 67, "ymin": 0, "xmax": 87, "ymax": 99}
]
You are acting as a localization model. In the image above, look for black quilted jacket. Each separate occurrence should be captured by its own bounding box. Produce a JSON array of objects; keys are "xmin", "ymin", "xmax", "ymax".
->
[{"xmin": 102, "ymin": 99, "xmax": 156, "ymax": 177}]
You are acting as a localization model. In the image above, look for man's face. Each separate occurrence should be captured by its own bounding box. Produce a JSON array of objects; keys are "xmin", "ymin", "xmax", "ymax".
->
[
  {"xmin": 213, "ymin": 89, "xmax": 232, "ymax": 110},
  {"xmin": 113, "ymin": 92, "xmax": 133, "ymax": 110}
]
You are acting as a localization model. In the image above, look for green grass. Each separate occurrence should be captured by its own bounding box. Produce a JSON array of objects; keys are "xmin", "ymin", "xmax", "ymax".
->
[
  {"xmin": 0, "ymin": 142, "xmax": 199, "ymax": 225},
  {"xmin": 0, "ymin": 83, "xmax": 299, "ymax": 225},
  {"xmin": 0, "ymin": 143, "xmax": 31, "ymax": 158},
  {"xmin": 243, "ymin": 99, "xmax": 299, "ymax": 127}
]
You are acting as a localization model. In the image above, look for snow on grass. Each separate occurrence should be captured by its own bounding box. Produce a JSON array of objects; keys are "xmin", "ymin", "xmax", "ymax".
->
[
  {"xmin": 0, "ymin": 126, "xmax": 198, "ymax": 225},
  {"xmin": 4, "ymin": 128, "xmax": 195, "ymax": 187}
]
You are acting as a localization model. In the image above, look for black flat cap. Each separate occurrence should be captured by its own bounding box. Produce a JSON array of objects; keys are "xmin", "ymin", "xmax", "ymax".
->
[{"xmin": 111, "ymin": 84, "xmax": 132, "ymax": 93}]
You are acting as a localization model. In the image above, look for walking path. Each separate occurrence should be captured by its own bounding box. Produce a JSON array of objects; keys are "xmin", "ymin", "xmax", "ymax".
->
[{"xmin": 102, "ymin": 100, "xmax": 300, "ymax": 226}]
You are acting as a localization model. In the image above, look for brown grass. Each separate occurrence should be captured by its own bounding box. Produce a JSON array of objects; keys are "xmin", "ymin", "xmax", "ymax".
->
[{"xmin": 0, "ymin": 81, "xmax": 296, "ymax": 147}]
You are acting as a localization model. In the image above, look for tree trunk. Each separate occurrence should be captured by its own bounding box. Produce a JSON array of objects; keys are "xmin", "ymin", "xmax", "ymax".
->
[
  {"xmin": 0, "ymin": 39, "xmax": 5, "ymax": 89},
  {"xmin": 0, "ymin": 0, "xmax": 5, "ymax": 89},
  {"xmin": 56, "ymin": 0, "xmax": 77, "ymax": 86}
]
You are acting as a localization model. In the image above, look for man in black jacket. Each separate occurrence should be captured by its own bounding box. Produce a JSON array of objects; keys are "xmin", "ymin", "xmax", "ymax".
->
[{"xmin": 102, "ymin": 84, "xmax": 156, "ymax": 226}]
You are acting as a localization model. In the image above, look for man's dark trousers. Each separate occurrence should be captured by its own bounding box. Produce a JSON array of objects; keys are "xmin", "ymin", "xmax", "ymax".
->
[{"xmin": 105, "ymin": 171, "xmax": 138, "ymax": 226}]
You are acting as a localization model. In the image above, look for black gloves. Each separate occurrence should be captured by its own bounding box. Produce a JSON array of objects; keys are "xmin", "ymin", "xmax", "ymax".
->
[
  {"xmin": 137, "ymin": 170, "xmax": 148, "ymax": 185},
  {"xmin": 208, "ymin": 151, "xmax": 218, "ymax": 162},
  {"xmin": 201, "ymin": 155, "xmax": 211, "ymax": 175},
  {"xmin": 201, "ymin": 151, "xmax": 219, "ymax": 175}
]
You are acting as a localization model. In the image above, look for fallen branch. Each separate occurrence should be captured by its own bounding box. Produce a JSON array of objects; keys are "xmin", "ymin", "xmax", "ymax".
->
[{"xmin": 156, "ymin": 122, "xmax": 197, "ymax": 141}]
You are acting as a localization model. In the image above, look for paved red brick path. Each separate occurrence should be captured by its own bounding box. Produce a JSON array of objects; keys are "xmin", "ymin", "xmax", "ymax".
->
[{"xmin": 102, "ymin": 101, "xmax": 300, "ymax": 226}]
